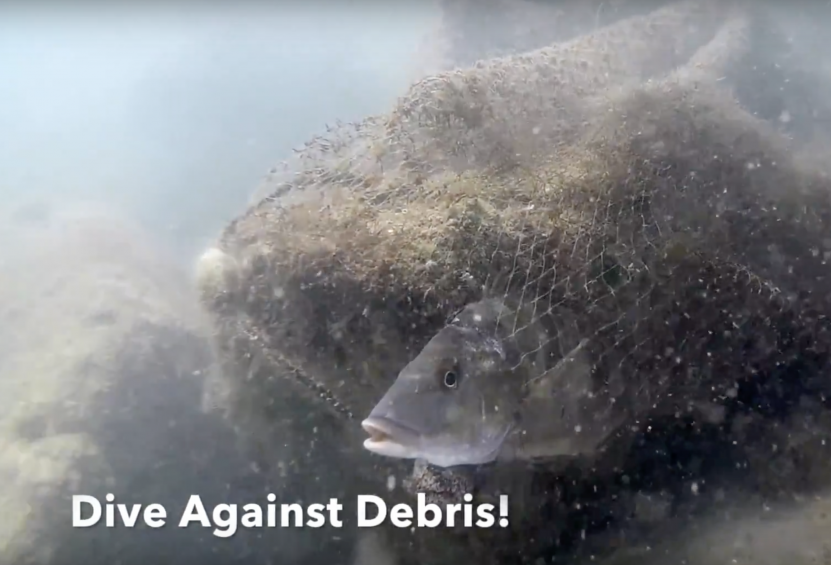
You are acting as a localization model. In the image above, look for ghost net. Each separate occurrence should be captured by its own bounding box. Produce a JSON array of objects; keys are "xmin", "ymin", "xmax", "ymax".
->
[{"xmin": 198, "ymin": 3, "xmax": 831, "ymax": 563}]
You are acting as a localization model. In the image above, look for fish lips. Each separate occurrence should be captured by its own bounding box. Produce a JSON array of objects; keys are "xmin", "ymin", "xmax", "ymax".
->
[{"xmin": 361, "ymin": 416, "xmax": 423, "ymax": 458}]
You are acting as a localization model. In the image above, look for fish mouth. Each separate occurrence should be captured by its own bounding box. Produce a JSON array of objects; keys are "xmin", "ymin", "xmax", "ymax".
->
[{"xmin": 361, "ymin": 417, "xmax": 421, "ymax": 448}]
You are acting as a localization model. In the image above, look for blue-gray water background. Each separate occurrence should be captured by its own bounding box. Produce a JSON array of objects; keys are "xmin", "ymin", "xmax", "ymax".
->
[{"xmin": 0, "ymin": 3, "xmax": 439, "ymax": 257}]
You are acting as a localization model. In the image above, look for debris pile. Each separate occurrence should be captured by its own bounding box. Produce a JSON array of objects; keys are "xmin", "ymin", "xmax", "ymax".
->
[{"xmin": 197, "ymin": 2, "xmax": 831, "ymax": 563}]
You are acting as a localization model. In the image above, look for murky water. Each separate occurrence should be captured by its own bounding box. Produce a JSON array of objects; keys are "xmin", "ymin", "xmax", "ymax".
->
[{"xmin": 2, "ymin": 3, "xmax": 831, "ymax": 565}]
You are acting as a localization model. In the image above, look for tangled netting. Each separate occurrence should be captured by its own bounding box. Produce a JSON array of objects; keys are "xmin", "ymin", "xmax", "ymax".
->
[
  {"xmin": 202, "ymin": 0, "xmax": 831, "ymax": 427},
  {"xmin": 194, "ymin": 2, "xmax": 831, "ymax": 562}
]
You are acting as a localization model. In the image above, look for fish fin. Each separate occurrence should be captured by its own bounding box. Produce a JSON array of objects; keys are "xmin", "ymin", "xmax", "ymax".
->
[
  {"xmin": 505, "ymin": 338, "xmax": 633, "ymax": 462},
  {"xmin": 524, "ymin": 337, "xmax": 593, "ymax": 399},
  {"xmin": 512, "ymin": 395, "xmax": 623, "ymax": 458}
]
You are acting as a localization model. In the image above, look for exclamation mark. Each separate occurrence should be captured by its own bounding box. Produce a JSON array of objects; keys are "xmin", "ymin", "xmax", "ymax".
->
[{"xmin": 499, "ymin": 494, "xmax": 509, "ymax": 527}]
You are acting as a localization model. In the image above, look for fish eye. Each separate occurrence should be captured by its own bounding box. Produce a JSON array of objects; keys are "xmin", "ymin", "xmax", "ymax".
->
[{"xmin": 443, "ymin": 370, "xmax": 458, "ymax": 389}]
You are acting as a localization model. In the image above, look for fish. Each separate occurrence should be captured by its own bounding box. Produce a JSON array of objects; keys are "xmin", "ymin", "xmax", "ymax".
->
[{"xmin": 361, "ymin": 297, "xmax": 630, "ymax": 468}]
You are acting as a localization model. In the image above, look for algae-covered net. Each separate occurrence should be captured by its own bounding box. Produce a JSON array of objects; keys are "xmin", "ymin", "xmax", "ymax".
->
[
  {"xmin": 250, "ymin": 0, "xmax": 734, "ymax": 206},
  {"xmin": 198, "ymin": 0, "xmax": 831, "ymax": 492}
]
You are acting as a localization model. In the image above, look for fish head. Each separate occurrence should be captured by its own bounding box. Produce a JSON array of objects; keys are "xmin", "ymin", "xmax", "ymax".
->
[{"xmin": 362, "ymin": 319, "xmax": 523, "ymax": 468}]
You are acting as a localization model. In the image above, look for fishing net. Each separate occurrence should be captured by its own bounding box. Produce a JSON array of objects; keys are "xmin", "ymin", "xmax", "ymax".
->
[
  {"xmin": 203, "ymin": 0, "xmax": 825, "ymax": 422},
  {"xmin": 197, "ymin": 3, "xmax": 831, "ymax": 562},
  {"xmin": 435, "ymin": 0, "xmax": 695, "ymax": 68}
]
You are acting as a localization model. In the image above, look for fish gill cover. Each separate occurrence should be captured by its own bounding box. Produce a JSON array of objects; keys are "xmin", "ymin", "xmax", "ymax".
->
[{"xmin": 196, "ymin": 1, "xmax": 831, "ymax": 563}]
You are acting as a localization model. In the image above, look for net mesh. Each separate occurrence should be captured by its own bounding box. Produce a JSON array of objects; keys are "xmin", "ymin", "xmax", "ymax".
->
[
  {"xmin": 247, "ymin": 0, "xmax": 731, "ymax": 207},
  {"xmin": 435, "ymin": 0, "xmax": 696, "ymax": 68},
  {"xmin": 199, "ymin": 0, "xmax": 831, "ymax": 471},
  {"xmin": 191, "ymin": 3, "xmax": 831, "ymax": 563}
]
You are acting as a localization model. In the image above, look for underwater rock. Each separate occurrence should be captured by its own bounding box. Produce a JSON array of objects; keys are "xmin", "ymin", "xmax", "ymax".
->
[{"xmin": 0, "ymin": 203, "xmax": 294, "ymax": 564}]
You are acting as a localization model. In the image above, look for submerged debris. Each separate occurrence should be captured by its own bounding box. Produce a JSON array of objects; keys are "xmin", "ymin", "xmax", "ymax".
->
[{"xmin": 197, "ymin": 2, "xmax": 831, "ymax": 564}]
